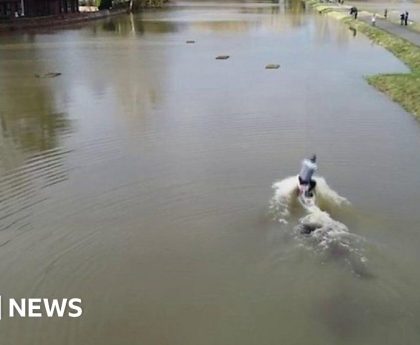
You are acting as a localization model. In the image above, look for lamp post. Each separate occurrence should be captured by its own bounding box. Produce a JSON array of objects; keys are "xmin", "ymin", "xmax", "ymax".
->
[{"xmin": 20, "ymin": 0, "xmax": 25, "ymax": 16}]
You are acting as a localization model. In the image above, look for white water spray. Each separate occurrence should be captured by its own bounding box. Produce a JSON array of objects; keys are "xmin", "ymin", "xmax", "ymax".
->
[
  {"xmin": 269, "ymin": 176, "xmax": 298, "ymax": 223},
  {"xmin": 270, "ymin": 176, "xmax": 368, "ymax": 277},
  {"xmin": 270, "ymin": 176, "xmax": 350, "ymax": 224}
]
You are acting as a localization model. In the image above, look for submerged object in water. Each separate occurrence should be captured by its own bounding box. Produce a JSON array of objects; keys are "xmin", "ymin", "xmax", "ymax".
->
[
  {"xmin": 265, "ymin": 64, "xmax": 280, "ymax": 69},
  {"xmin": 34, "ymin": 72, "xmax": 62, "ymax": 79},
  {"xmin": 299, "ymin": 222, "xmax": 320, "ymax": 234},
  {"xmin": 216, "ymin": 55, "xmax": 230, "ymax": 60},
  {"xmin": 186, "ymin": 40, "xmax": 195, "ymax": 44}
]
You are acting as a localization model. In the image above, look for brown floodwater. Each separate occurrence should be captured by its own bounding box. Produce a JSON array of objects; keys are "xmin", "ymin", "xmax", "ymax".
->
[{"xmin": 0, "ymin": 1, "xmax": 420, "ymax": 344}]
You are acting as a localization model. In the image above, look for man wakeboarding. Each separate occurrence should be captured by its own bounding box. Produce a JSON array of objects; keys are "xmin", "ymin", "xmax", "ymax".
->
[{"xmin": 298, "ymin": 154, "xmax": 317, "ymax": 197}]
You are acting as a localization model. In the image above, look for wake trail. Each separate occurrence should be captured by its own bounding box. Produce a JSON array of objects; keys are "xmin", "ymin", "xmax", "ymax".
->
[{"xmin": 269, "ymin": 176, "xmax": 370, "ymax": 278}]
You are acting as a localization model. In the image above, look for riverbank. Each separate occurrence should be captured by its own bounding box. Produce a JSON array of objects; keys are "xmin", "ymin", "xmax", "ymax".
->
[
  {"xmin": 306, "ymin": 0, "xmax": 420, "ymax": 118},
  {"xmin": 0, "ymin": 8, "xmax": 129, "ymax": 32},
  {"xmin": 0, "ymin": 1, "xmax": 168, "ymax": 32},
  {"xmin": 346, "ymin": 1, "xmax": 420, "ymax": 32}
]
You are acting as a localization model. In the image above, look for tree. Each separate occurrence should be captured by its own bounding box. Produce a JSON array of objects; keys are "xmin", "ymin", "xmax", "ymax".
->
[{"xmin": 98, "ymin": 0, "xmax": 113, "ymax": 10}]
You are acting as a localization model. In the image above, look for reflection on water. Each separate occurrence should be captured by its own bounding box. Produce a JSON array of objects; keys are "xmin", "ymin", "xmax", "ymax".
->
[
  {"xmin": 0, "ymin": 1, "xmax": 420, "ymax": 345},
  {"xmin": 0, "ymin": 41, "xmax": 73, "ymax": 252},
  {"xmin": 0, "ymin": 111, "xmax": 70, "ymax": 155},
  {"xmin": 0, "ymin": 52, "xmax": 72, "ymax": 172},
  {"xmin": 96, "ymin": 0, "xmax": 309, "ymax": 35}
]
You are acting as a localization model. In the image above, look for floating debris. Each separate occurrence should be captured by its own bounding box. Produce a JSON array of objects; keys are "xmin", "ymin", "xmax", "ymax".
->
[
  {"xmin": 186, "ymin": 40, "xmax": 195, "ymax": 44},
  {"xmin": 35, "ymin": 72, "xmax": 62, "ymax": 79},
  {"xmin": 265, "ymin": 64, "xmax": 280, "ymax": 69},
  {"xmin": 216, "ymin": 55, "xmax": 230, "ymax": 60}
]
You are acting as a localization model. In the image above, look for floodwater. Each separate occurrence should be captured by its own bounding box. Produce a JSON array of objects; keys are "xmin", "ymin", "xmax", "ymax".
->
[{"xmin": 1, "ymin": 1, "xmax": 420, "ymax": 344}]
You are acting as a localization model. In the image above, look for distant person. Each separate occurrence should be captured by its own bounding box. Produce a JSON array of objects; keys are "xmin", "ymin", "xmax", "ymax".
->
[
  {"xmin": 400, "ymin": 13, "xmax": 405, "ymax": 25},
  {"xmin": 298, "ymin": 154, "xmax": 318, "ymax": 197},
  {"xmin": 350, "ymin": 6, "xmax": 358, "ymax": 19},
  {"xmin": 371, "ymin": 13, "xmax": 376, "ymax": 26},
  {"xmin": 405, "ymin": 11, "xmax": 409, "ymax": 26},
  {"xmin": 384, "ymin": 9, "xmax": 388, "ymax": 19}
]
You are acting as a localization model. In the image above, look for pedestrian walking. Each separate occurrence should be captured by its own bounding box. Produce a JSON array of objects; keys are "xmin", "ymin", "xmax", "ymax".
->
[
  {"xmin": 405, "ymin": 11, "xmax": 409, "ymax": 26},
  {"xmin": 384, "ymin": 9, "xmax": 387, "ymax": 19},
  {"xmin": 400, "ymin": 13, "xmax": 405, "ymax": 25},
  {"xmin": 371, "ymin": 13, "xmax": 376, "ymax": 26}
]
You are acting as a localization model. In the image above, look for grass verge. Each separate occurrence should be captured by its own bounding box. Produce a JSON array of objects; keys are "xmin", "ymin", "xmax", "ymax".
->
[{"xmin": 307, "ymin": 0, "xmax": 420, "ymax": 118}]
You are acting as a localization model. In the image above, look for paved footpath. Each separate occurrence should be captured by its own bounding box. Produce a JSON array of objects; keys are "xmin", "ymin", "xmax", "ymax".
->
[
  {"xmin": 318, "ymin": 3, "xmax": 420, "ymax": 46},
  {"xmin": 358, "ymin": 14, "xmax": 420, "ymax": 47}
]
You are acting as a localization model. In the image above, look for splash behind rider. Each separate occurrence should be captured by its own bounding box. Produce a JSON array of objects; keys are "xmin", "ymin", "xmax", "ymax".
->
[{"xmin": 298, "ymin": 154, "xmax": 317, "ymax": 197}]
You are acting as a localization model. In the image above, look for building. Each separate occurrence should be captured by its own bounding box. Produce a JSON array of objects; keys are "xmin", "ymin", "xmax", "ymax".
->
[
  {"xmin": 0, "ymin": 0, "xmax": 79, "ymax": 18},
  {"xmin": 0, "ymin": 0, "xmax": 20, "ymax": 17}
]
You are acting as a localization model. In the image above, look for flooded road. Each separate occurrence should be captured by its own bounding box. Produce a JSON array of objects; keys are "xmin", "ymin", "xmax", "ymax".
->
[{"xmin": 1, "ymin": 1, "xmax": 420, "ymax": 344}]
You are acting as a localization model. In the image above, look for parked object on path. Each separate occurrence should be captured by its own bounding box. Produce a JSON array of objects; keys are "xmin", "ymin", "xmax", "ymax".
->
[
  {"xmin": 265, "ymin": 64, "xmax": 280, "ymax": 69},
  {"xmin": 405, "ymin": 11, "xmax": 409, "ymax": 26},
  {"xmin": 384, "ymin": 9, "xmax": 387, "ymax": 19},
  {"xmin": 400, "ymin": 13, "xmax": 405, "ymax": 25},
  {"xmin": 371, "ymin": 13, "xmax": 376, "ymax": 26},
  {"xmin": 216, "ymin": 55, "xmax": 230, "ymax": 60}
]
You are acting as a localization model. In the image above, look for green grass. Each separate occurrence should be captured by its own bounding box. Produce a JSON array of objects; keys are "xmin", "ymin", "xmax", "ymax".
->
[
  {"xmin": 367, "ymin": 73, "xmax": 420, "ymax": 117},
  {"xmin": 307, "ymin": 0, "xmax": 420, "ymax": 118},
  {"xmin": 343, "ymin": 18, "xmax": 420, "ymax": 71}
]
